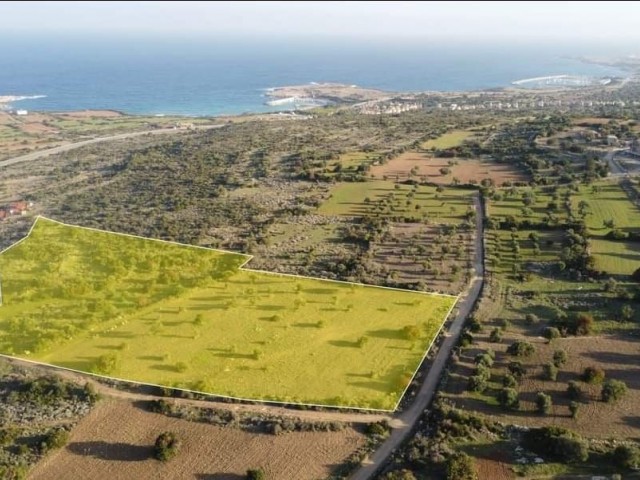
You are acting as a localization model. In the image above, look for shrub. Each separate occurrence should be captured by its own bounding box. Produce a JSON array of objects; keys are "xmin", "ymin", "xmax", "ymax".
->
[
  {"xmin": 246, "ymin": 469, "xmax": 266, "ymax": 480},
  {"xmin": 468, "ymin": 317, "xmax": 482, "ymax": 333},
  {"xmin": 553, "ymin": 349, "xmax": 568, "ymax": 367},
  {"xmin": 525, "ymin": 313, "xmax": 539, "ymax": 325},
  {"xmin": 154, "ymin": 432, "xmax": 180, "ymax": 462},
  {"xmin": 445, "ymin": 452, "xmax": 478, "ymax": 480},
  {"xmin": 543, "ymin": 362, "xmax": 558, "ymax": 381},
  {"xmin": 569, "ymin": 401, "xmax": 579, "ymax": 419},
  {"xmin": 601, "ymin": 379, "xmax": 628, "ymax": 403},
  {"xmin": 536, "ymin": 392, "xmax": 552, "ymax": 414},
  {"xmin": 366, "ymin": 421, "xmax": 390, "ymax": 437},
  {"xmin": 507, "ymin": 340, "xmax": 535, "ymax": 357},
  {"xmin": 543, "ymin": 327, "xmax": 561, "ymax": 343},
  {"xmin": 567, "ymin": 381, "xmax": 582, "ymax": 400},
  {"xmin": 489, "ymin": 328, "xmax": 503, "ymax": 343},
  {"xmin": 41, "ymin": 428, "xmax": 69, "ymax": 452},
  {"xmin": 613, "ymin": 444, "xmax": 640, "ymax": 470},
  {"xmin": 403, "ymin": 325, "xmax": 421, "ymax": 340},
  {"xmin": 381, "ymin": 470, "xmax": 417, "ymax": 480},
  {"xmin": 582, "ymin": 366, "xmax": 605, "ymax": 384},
  {"xmin": 474, "ymin": 364, "xmax": 491, "ymax": 381},
  {"xmin": 497, "ymin": 388, "xmax": 519, "ymax": 410}
]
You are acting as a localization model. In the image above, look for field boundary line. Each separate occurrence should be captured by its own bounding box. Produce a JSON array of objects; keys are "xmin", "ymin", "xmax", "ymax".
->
[{"xmin": 0, "ymin": 215, "xmax": 461, "ymax": 411}]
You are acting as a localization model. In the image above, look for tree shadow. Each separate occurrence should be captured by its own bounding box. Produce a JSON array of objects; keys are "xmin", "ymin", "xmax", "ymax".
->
[
  {"xmin": 150, "ymin": 364, "xmax": 182, "ymax": 372},
  {"xmin": 304, "ymin": 288, "xmax": 338, "ymax": 295},
  {"xmin": 293, "ymin": 322, "xmax": 320, "ymax": 328},
  {"xmin": 212, "ymin": 352, "xmax": 256, "ymax": 360},
  {"xmin": 137, "ymin": 355, "xmax": 164, "ymax": 361},
  {"xmin": 329, "ymin": 340, "xmax": 360, "ymax": 348},
  {"xmin": 366, "ymin": 328, "xmax": 403, "ymax": 340},
  {"xmin": 254, "ymin": 304, "xmax": 287, "ymax": 311},
  {"xmin": 66, "ymin": 441, "xmax": 152, "ymax": 461},
  {"xmin": 195, "ymin": 475, "xmax": 245, "ymax": 480}
]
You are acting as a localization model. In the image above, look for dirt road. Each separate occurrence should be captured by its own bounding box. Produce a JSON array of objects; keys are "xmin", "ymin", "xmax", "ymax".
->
[
  {"xmin": 0, "ymin": 124, "xmax": 225, "ymax": 169},
  {"xmin": 349, "ymin": 192, "xmax": 485, "ymax": 480}
]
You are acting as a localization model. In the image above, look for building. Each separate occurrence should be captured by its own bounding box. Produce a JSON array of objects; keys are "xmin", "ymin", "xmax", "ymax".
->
[
  {"xmin": 607, "ymin": 135, "xmax": 619, "ymax": 146},
  {"xmin": 15, "ymin": 109, "xmax": 28, "ymax": 116}
]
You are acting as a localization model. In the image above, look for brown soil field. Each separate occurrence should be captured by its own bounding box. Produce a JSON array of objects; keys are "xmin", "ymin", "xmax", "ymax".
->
[
  {"xmin": 444, "ymin": 333, "xmax": 640, "ymax": 440},
  {"xmin": 29, "ymin": 399, "xmax": 365, "ymax": 480},
  {"xmin": 370, "ymin": 223, "xmax": 474, "ymax": 295},
  {"xmin": 370, "ymin": 152, "xmax": 527, "ymax": 186}
]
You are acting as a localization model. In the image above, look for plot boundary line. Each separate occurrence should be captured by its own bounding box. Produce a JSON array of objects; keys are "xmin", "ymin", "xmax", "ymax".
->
[{"xmin": 0, "ymin": 215, "xmax": 461, "ymax": 411}]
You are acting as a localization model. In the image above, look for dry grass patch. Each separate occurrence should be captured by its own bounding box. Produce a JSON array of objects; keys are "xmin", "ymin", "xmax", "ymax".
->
[
  {"xmin": 370, "ymin": 152, "xmax": 527, "ymax": 186},
  {"xmin": 29, "ymin": 399, "xmax": 365, "ymax": 480}
]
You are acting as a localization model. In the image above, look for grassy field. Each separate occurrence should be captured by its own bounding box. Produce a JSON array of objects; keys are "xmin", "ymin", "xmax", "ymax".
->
[
  {"xmin": 590, "ymin": 238, "xmax": 640, "ymax": 275},
  {"xmin": 317, "ymin": 180, "xmax": 475, "ymax": 224},
  {"xmin": 571, "ymin": 182, "xmax": 640, "ymax": 235},
  {"xmin": 487, "ymin": 186, "xmax": 572, "ymax": 225},
  {"xmin": 0, "ymin": 218, "xmax": 456, "ymax": 410},
  {"xmin": 422, "ymin": 130, "xmax": 474, "ymax": 149}
]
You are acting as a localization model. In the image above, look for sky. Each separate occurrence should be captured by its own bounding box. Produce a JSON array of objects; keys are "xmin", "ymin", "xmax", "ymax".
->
[{"xmin": 1, "ymin": 1, "xmax": 639, "ymax": 43}]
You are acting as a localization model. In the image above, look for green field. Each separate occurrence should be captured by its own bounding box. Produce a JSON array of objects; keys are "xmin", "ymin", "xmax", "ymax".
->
[
  {"xmin": 590, "ymin": 238, "xmax": 640, "ymax": 275},
  {"xmin": 487, "ymin": 186, "xmax": 571, "ymax": 225},
  {"xmin": 422, "ymin": 130, "xmax": 474, "ymax": 149},
  {"xmin": 571, "ymin": 182, "xmax": 640, "ymax": 235},
  {"xmin": 317, "ymin": 180, "xmax": 475, "ymax": 224},
  {"xmin": 0, "ymin": 218, "xmax": 456, "ymax": 410}
]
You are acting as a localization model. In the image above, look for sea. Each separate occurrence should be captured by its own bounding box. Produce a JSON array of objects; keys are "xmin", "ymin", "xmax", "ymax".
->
[{"xmin": 0, "ymin": 35, "xmax": 632, "ymax": 117}]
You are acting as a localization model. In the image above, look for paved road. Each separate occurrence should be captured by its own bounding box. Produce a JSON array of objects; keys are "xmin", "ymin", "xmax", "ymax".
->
[
  {"xmin": 0, "ymin": 124, "xmax": 225, "ymax": 169},
  {"xmin": 350, "ymin": 192, "xmax": 485, "ymax": 480}
]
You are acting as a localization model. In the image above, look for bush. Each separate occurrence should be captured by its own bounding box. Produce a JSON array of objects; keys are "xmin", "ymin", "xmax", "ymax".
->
[
  {"xmin": 569, "ymin": 401, "xmax": 579, "ymax": 419},
  {"xmin": 543, "ymin": 362, "xmax": 558, "ymax": 381},
  {"xmin": 601, "ymin": 379, "xmax": 628, "ymax": 403},
  {"xmin": 613, "ymin": 444, "xmax": 640, "ymax": 470},
  {"xmin": 154, "ymin": 432, "xmax": 180, "ymax": 462},
  {"xmin": 445, "ymin": 452, "xmax": 478, "ymax": 480},
  {"xmin": 246, "ymin": 469, "xmax": 266, "ymax": 480},
  {"xmin": 489, "ymin": 328, "xmax": 503, "ymax": 343},
  {"xmin": 381, "ymin": 470, "xmax": 417, "ymax": 480},
  {"xmin": 42, "ymin": 428, "xmax": 69, "ymax": 451},
  {"xmin": 567, "ymin": 381, "xmax": 582, "ymax": 400},
  {"xmin": 497, "ymin": 388, "xmax": 519, "ymax": 410},
  {"xmin": 536, "ymin": 392, "xmax": 552, "ymax": 414},
  {"xmin": 507, "ymin": 340, "xmax": 535, "ymax": 357},
  {"xmin": 525, "ymin": 313, "xmax": 539, "ymax": 325},
  {"xmin": 553, "ymin": 349, "xmax": 568, "ymax": 367},
  {"xmin": 543, "ymin": 327, "xmax": 561, "ymax": 343},
  {"xmin": 366, "ymin": 421, "xmax": 390, "ymax": 437},
  {"xmin": 468, "ymin": 317, "xmax": 482, "ymax": 333},
  {"xmin": 582, "ymin": 366, "xmax": 605, "ymax": 384}
]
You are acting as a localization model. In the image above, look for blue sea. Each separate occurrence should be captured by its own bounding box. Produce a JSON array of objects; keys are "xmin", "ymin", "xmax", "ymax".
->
[{"xmin": 0, "ymin": 36, "xmax": 631, "ymax": 116}]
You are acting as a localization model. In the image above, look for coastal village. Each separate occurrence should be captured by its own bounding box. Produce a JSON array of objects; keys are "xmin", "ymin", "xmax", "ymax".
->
[{"xmin": 0, "ymin": 201, "xmax": 31, "ymax": 221}]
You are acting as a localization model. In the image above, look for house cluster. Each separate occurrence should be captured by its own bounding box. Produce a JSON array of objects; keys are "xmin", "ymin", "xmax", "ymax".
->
[
  {"xmin": 436, "ymin": 99, "xmax": 634, "ymax": 112},
  {"xmin": 0, "ymin": 201, "xmax": 32, "ymax": 221},
  {"xmin": 356, "ymin": 101, "xmax": 422, "ymax": 115}
]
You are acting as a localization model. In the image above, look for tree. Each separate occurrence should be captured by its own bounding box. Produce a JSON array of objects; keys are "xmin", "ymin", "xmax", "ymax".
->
[
  {"xmin": 567, "ymin": 381, "xmax": 582, "ymax": 400},
  {"xmin": 381, "ymin": 470, "xmax": 417, "ymax": 480},
  {"xmin": 246, "ymin": 468, "xmax": 266, "ymax": 480},
  {"xmin": 582, "ymin": 366, "xmax": 605, "ymax": 384},
  {"xmin": 403, "ymin": 325, "xmax": 421, "ymax": 340},
  {"xmin": 474, "ymin": 352, "xmax": 494, "ymax": 368},
  {"xmin": 445, "ymin": 452, "xmax": 477, "ymax": 480},
  {"xmin": 497, "ymin": 387, "xmax": 519, "ymax": 410},
  {"xmin": 468, "ymin": 375, "xmax": 487, "ymax": 393},
  {"xmin": 543, "ymin": 327, "xmax": 561, "ymax": 343},
  {"xmin": 543, "ymin": 362, "xmax": 558, "ymax": 381},
  {"xmin": 620, "ymin": 304, "xmax": 634, "ymax": 321},
  {"xmin": 632, "ymin": 266, "xmax": 640, "ymax": 283},
  {"xmin": 613, "ymin": 444, "xmax": 640, "ymax": 470},
  {"xmin": 601, "ymin": 379, "xmax": 628, "ymax": 403},
  {"xmin": 154, "ymin": 432, "xmax": 180, "ymax": 462},
  {"xmin": 507, "ymin": 340, "xmax": 535, "ymax": 357},
  {"xmin": 536, "ymin": 392, "xmax": 552, "ymax": 414},
  {"xmin": 553, "ymin": 349, "xmax": 568, "ymax": 368},
  {"xmin": 524, "ymin": 313, "xmax": 539, "ymax": 325},
  {"xmin": 503, "ymin": 374, "xmax": 517, "ymax": 388},
  {"xmin": 489, "ymin": 328, "xmax": 503, "ymax": 343},
  {"xmin": 508, "ymin": 361, "xmax": 526, "ymax": 379}
]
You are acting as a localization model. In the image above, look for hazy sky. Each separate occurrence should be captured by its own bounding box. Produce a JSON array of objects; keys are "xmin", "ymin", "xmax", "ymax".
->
[{"xmin": 2, "ymin": 1, "xmax": 639, "ymax": 42}]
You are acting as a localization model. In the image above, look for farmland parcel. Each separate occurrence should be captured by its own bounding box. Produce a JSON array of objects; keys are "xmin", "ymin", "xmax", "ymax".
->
[{"xmin": 0, "ymin": 218, "xmax": 456, "ymax": 410}]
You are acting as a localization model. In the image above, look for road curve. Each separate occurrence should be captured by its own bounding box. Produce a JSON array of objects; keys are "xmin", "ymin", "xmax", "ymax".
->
[
  {"xmin": 349, "ymin": 192, "xmax": 485, "ymax": 480},
  {"xmin": 0, "ymin": 124, "xmax": 225, "ymax": 169}
]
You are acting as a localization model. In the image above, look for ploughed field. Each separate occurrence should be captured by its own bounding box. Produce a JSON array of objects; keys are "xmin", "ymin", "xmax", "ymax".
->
[{"xmin": 0, "ymin": 218, "xmax": 456, "ymax": 410}]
